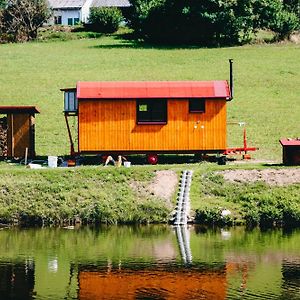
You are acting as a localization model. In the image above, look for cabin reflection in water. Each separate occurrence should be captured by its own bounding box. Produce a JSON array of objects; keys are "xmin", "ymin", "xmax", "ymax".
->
[
  {"xmin": 1, "ymin": 226, "xmax": 300, "ymax": 299},
  {"xmin": 78, "ymin": 265, "xmax": 227, "ymax": 300},
  {"xmin": 78, "ymin": 225, "xmax": 225, "ymax": 300}
]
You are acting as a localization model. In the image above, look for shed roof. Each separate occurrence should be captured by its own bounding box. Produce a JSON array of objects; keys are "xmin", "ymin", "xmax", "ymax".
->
[
  {"xmin": 60, "ymin": 87, "xmax": 76, "ymax": 92},
  {"xmin": 91, "ymin": 0, "xmax": 130, "ymax": 7},
  {"xmin": 280, "ymin": 139, "xmax": 300, "ymax": 147},
  {"xmin": 76, "ymin": 81, "xmax": 231, "ymax": 100},
  {"xmin": 48, "ymin": 0, "xmax": 85, "ymax": 9},
  {"xmin": 0, "ymin": 106, "xmax": 40, "ymax": 114}
]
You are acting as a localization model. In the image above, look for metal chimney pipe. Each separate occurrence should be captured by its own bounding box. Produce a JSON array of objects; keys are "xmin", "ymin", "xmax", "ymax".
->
[{"xmin": 229, "ymin": 59, "xmax": 233, "ymax": 99}]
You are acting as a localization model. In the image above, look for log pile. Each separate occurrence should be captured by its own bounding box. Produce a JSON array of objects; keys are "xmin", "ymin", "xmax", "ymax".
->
[{"xmin": 0, "ymin": 117, "xmax": 8, "ymax": 157}]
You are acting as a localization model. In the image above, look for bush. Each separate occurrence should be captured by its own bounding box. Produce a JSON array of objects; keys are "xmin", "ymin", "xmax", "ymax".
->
[
  {"xmin": 253, "ymin": 0, "xmax": 299, "ymax": 39},
  {"xmin": 128, "ymin": 0, "xmax": 300, "ymax": 45},
  {"xmin": 89, "ymin": 7, "xmax": 123, "ymax": 33},
  {"xmin": 282, "ymin": 203, "xmax": 300, "ymax": 227},
  {"xmin": 259, "ymin": 205, "xmax": 282, "ymax": 227},
  {"xmin": 195, "ymin": 207, "xmax": 234, "ymax": 226},
  {"xmin": 270, "ymin": 10, "xmax": 299, "ymax": 39}
]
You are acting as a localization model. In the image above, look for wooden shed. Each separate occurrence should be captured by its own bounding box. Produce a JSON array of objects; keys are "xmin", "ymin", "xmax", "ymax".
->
[
  {"xmin": 279, "ymin": 139, "xmax": 300, "ymax": 165},
  {"xmin": 63, "ymin": 80, "xmax": 232, "ymax": 163},
  {"xmin": 0, "ymin": 106, "xmax": 40, "ymax": 158}
]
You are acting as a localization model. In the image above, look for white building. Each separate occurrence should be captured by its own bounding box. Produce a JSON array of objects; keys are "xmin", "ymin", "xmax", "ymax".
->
[{"xmin": 48, "ymin": 0, "xmax": 131, "ymax": 26}]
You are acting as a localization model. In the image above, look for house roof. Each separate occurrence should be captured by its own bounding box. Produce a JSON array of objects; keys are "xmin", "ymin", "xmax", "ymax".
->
[
  {"xmin": 0, "ymin": 106, "xmax": 40, "ymax": 114},
  {"xmin": 91, "ymin": 0, "xmax": 131, "ymax": 7},
  {"xmin": 76, "ymin": 81, "xmax": 231, "ymax": 100},
  {"xmin": 48, "ymin": 0, "xmax": 130, "ymax": 9},
  {"xmin": 48, "ymin": 0, "xmax": 85, "ymax": 9}
]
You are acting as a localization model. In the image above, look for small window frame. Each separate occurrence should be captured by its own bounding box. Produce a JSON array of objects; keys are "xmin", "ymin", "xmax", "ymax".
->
[
  {"xmin": 54, "ymin": 16, "xmax": 62, "ymax": 25},
  {"xmin": 189, "ymin": 98, "xmax": 206, "ymax": 113},
  {"xmin": 136, "ymin": 99, "xmax": 167, "ymax": 125},
  {"xmin": 64, "ymin": 90, "xmax": 78, "ymax": 113}
]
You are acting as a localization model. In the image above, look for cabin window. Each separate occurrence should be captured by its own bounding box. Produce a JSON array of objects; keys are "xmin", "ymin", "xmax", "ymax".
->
[
  {"xmin": 74, "ymin": 18, "xmax": 80, "ymax": 25},
  {"xmin": 68, "ymin": 18, "xmax": 73, "ymax": 26},
  {"xmin": 137, "ymin": 99, "xmax": 167, "ymax": 124},
  {"xmin": 189, "ymin": 99, "xmax": 205, "ymax": 113}
]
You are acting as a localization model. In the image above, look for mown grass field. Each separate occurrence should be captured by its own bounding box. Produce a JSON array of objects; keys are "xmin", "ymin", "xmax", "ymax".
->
[{"xmin": 0, "ymin": 32, "xmax": 299, "ymax": 160}]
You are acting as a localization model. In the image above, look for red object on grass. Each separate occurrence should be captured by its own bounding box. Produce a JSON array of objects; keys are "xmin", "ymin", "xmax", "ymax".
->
[
  {"xmin": 147, "ymin": 154, "xmax": 158, "ymax": 165},
  {"xmin": 224, "ymin": 127, "xmax": 258, "ymax": 155}
]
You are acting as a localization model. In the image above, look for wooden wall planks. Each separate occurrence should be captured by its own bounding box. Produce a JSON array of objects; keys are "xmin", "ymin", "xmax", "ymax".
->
[
  {"xmin": 78, "ymin": 99, "xmax": 227, "ymax": 153},
  {"xmin": 7, "ymin": 114, "xmax": 34, "ymax": 158}
]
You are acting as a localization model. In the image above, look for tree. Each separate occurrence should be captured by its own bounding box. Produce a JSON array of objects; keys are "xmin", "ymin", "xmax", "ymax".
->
[
  {"xmin": 128, "ymin": 0, "xmax": 256, "ymax": 45},
  {"xmin": 128, "ymin": 0, "xmax": 299, "ymax": 45},
  {"xmin": 0, "ymin": 0, "xmax": 50, "ymax": 42}
]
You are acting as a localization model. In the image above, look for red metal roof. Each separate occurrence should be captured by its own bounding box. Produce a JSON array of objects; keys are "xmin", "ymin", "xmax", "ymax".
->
[
  {"xmin": 76, "ymin": 81, "xmax": 231, "ymax": 100},
  {"xmin": 280, "ymin": 139, "xmax": 300, "ymax": 146},
  {"xmin": 0, "ymin": 106, "xmax": 40, "ymax": 114}
]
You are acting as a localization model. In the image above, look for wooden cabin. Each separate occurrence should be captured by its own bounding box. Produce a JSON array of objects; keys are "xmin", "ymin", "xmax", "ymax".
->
[
  {"xmin": 63, "ymin": 81, "xmax": 232, "ymax": 163},
  {"xmin": 0, "ymin": 106, "xmax": 40, "ymax": 158}
]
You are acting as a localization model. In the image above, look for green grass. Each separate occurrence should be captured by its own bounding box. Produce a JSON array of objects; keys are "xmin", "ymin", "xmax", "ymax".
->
[
  {"xmin": 1, "ymin": 160, "xmax": 300, "ymax": 227},
  {"xmin": 190, "ymin": 163, "xmax": 300, "ymax": 227},
  {"xmin": 0, "ymin": 31, "xmax": 299, "ymax": 160},
  {"xmin": 0, "ymin": 163, "xmax": 170, "ymax": 225}
]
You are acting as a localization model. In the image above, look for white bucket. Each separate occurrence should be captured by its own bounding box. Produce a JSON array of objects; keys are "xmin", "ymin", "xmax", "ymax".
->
[
  {"xmin": 124, "ymin": 161, "xmax": 131, "ymax": 168},
  {"xmin": 48, "ymin": 156, "xmax": 58, "ymax": 168}
]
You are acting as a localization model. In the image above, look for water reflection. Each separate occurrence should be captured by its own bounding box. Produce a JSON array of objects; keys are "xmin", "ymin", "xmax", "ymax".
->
[
  {"xmin": 281, "ymin": 259, "xmax": 300, "ymax": 299},
  {"xmin": 0, "ymin": 226, "xmax": 299, "ymax": 299},
  {"xmin": 0, "ymin": 260, "xmax": 35, "ymax": 300},
  {"xmin": 174, "ymin": 225, "xmax": 192, "ymax": 265},
  {"xmin": 77, "ymin": 265, "xmax": 226, "ymax": 299}
]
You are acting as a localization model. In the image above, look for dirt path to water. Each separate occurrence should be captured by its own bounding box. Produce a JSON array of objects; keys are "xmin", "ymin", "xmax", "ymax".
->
[{"xmin": 130, "ymin": 170, "xmax": 178, "ymax": 207}]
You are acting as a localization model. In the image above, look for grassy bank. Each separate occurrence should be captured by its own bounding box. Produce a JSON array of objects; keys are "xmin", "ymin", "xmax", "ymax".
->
[
  {"xmin": 0, "ymin": 162, "xmax": 300, "ymax": 227},
  {"xmin": 0, "ymin": 163, "xmax": 171, "ymax": 225},
  {"xmin": 190, "ymin": 163, "xmax": 300, "ymax": 227},
  {"xmin": 0, "ymin": 32, "xmax": 299, "ymax": 160}
]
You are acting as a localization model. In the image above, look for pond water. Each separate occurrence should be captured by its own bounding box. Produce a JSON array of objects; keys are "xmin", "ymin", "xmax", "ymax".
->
[{"xmin": 0, "ymin": 225, "xmax": 300, "ymax": 300}]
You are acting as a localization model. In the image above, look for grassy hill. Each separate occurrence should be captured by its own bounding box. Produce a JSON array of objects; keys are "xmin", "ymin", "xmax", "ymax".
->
[{"xmin": 0, "ymin": 33, "xmax": 299, "ymax": 160}]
